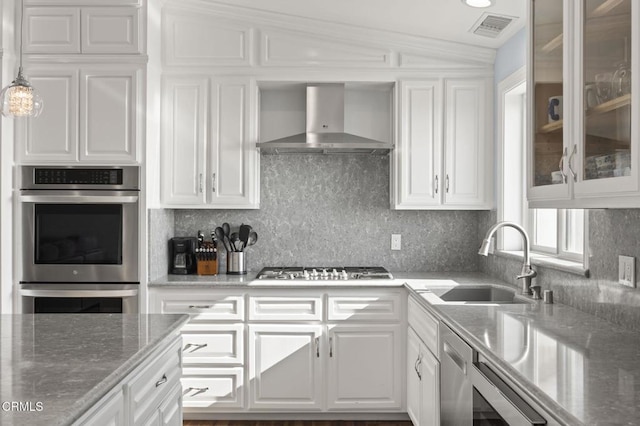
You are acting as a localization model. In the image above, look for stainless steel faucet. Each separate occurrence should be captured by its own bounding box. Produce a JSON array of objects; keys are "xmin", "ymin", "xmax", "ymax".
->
[{"xmin": 478, "ymin": 221, "xmax": 538, "ymax": 296}]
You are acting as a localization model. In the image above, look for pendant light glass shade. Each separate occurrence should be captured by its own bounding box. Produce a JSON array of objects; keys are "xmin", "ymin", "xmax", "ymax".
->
[
  {"xmin": 1, "ymin": 0, "xmax": 43, "ymax": 118},
  {"xmin": 0, "ymin": 67, "xmax": 43, "ymax": 118}
]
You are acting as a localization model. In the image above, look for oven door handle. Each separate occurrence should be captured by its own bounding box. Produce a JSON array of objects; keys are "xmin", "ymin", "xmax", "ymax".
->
[
  {"xmin": 21, "ymin": 289, "xmax": 139, "ymax": 298},
  {"xmin": 472, "ymin": 362, "xmax": 547, "ymax": 425},
  {"xmin": 20, "ymin": 195, "xmax": 139, "ymax": 204}
]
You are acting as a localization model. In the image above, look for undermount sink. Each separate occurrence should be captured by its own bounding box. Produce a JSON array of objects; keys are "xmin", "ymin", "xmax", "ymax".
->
[{"xmin": 438, "ymin": 285, "xmax": 529, "ymax": 304}]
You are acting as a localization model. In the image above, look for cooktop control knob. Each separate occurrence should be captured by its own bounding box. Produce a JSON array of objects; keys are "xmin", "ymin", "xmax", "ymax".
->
[
  {"xmin": 321, "ymin": 268, "xmax": 329, "ymax": 278},
  {"xmin": 303, "ymin": 270, "xmax": 310, "ymax": 279},
  {"xmin": 332, "ymin": 268, "xmax": 339, "ymax": 278},
  {"xmin": 310, "ymin": 269, "xmax": 319, "ymax": 278},
  {"xmin": 341, "ymin": 270, "xmax": 349, "ymax": 280}
]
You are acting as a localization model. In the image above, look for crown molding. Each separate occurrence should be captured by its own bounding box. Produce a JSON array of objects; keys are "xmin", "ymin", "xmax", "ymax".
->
[{"xmin": 161, "ymin": 0, "xmax": 496, "ymax": 68}]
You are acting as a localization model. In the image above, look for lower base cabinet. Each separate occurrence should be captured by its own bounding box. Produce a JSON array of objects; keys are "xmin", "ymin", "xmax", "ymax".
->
[
  {"xmin": 150, "ymin": 288, "xmax": 405, "ymax": 416},
  {"xmin": 75, "ymin": 336, "xmax": 183, "ymax": 426},
  {"xmin": 406, "ymin": 327, "xmax": 439, "ymax": 426},
  {"xmin": 327, "ymin": 325, "xmax": 403, "ymax": 410}
]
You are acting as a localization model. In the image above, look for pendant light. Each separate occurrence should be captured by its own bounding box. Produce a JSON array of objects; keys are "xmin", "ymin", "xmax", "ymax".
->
[{"xmin": 0, "ymin": 0, "xmax": 43, "ymax": 118}]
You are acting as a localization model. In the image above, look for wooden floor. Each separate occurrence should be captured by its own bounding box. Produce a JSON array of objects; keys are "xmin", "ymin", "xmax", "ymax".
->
[{"xmin": 184, "ymin": 422, "xmax": 412, "ymax": 426}]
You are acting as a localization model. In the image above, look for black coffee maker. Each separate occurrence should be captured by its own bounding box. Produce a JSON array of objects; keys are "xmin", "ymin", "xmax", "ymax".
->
[{"xmin": 169, "ymin": 237, "xmax": 197, "ymax": 274}]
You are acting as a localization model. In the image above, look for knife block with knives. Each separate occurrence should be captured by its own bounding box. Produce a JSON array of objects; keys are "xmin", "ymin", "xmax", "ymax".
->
[{"xmin": 195, "ymin": 230, "xmax": 218, "ymax": 275}]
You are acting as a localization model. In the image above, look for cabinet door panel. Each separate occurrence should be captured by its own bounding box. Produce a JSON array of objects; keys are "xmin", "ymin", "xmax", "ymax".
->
[
  {"xmin": 420, "ymin": 347, "xmax": 440, "ymax": 426},
  {"xmin": 161, "ymin": 76, "xmax": 207, "ymax": 204},
  {"xmin": 327, "ymin": 324, "xmax": 402, "ymax": 410},
  {"xmin": 406, "ymin": 327, "xmax": 422, "ymax": 426},
  {"xmin": 159, "ymin": 383, "xmax": 183, "ymax": 426},
  {"xmin": 444, "ymin": 78, "xmax": 487, "ymax": 206},
  {"xmin": 82, "ymin": 7, "xmax": 141, "ymax": 54},
  {"xmin": 17, "ymin": 67, "xmax": 79, "ymax": 163},
  {"xmin": 396, "ymin": 80, "xmax": 443, "ymax": 207},
  {"xmin": 80, "ymin": 67, "xmax": 139, "ymax": 162},
  {"xmin": 209, "ymin": 77, "xmax": 257, "ymax": 208},
  {"xmin": 248, "ymin": 324, "xmax": 323, "ymax": 410},
  {"xmin": 24, "ymin": 7, "xmax": 81, "ymax": 54}
]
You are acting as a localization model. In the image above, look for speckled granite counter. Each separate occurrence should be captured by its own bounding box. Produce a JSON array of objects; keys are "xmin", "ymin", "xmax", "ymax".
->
[
  {"xmin": 404, "ymin": 279, "xmax": 640, "ymax": 426},
  {"xmin": 0, "ymin": 314, "xmax": 189, "ymax": 426}
]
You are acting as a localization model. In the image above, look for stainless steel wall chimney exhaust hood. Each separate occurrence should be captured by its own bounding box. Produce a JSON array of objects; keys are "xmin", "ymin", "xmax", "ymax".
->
[{"xmin": 256, "ymin": 83, "xmax": 393, "ymax": 155}]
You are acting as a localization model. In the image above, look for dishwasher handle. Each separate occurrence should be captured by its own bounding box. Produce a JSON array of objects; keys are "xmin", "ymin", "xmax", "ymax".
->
[
  {"xmin": 443, "ymin": 341, "xmax": 467, "ymax": 375},
  {"xmin": 472, "ymin": 362, "xmax": 547, "ymax": 425}
]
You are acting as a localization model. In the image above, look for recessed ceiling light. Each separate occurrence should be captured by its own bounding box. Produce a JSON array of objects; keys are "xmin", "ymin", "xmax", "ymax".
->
[{"xmin": 462, "ymin": 0, "xmax": 494, "ymax": 8}]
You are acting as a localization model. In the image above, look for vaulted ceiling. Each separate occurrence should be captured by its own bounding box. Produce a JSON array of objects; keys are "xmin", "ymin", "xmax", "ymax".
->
[{"xmin": 206, "ymin": 0, "xmax": 526, "ymax": 49}]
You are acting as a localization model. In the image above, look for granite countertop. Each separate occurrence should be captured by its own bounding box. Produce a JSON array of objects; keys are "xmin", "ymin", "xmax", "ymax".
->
[
  {"xmin": 0, "ymin": 313, "xmax": 189, "ymax": 426},
  {"xmin": 403, "ymin": 279, "xmax": 640, "ymax": 426}
]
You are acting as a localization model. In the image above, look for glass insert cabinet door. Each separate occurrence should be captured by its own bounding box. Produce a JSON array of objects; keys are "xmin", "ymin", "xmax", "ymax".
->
[
  {"xmin": 532, "ymin": 0, "xmax": 565, "ymax": 188},
  {"xmin": 583, "ymin": 0, "xmax": 632, "ymax": 181}
]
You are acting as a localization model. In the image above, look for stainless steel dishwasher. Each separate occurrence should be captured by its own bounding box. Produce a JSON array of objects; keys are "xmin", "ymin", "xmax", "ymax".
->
[{"xmin": 439, "ymin": 322, "xmax": 473, "ymax": 426}]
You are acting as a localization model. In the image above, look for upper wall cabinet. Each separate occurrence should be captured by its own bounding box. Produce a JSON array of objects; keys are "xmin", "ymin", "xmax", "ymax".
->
[
  {"xmin": 528, "ymin": 0, "xmax": 639, "ymax": 208},
  {"xmin": 393, "ymin": 78, "xmax": 493, "ymax": 210},
  {"xmin": 161, "ymin": 76, "xmax": 259, "ymax": 209},
  {"xmin": 16, "ymin": 63, "xmax": 142, "ymax": 164},
  {"xmin": 24, "ymin": 5, "xmax": 143, "ymax": 54}
]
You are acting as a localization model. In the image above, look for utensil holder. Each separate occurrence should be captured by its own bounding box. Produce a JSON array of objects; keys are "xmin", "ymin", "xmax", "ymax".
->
[{"xmin": 226, "ymin": 252, "xmax": 247, "ymax": 275}]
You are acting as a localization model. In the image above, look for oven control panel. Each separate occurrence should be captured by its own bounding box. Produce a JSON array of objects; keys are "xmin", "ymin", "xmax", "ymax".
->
[{"xmin": 34, "ymin": 168, "xmax": 123, "ymax": 185}]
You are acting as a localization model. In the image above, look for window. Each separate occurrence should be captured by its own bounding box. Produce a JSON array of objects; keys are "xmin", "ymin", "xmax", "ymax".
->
[{"xmin": 497, "ymin": 68, "xmax": 587, "ymax": 266}]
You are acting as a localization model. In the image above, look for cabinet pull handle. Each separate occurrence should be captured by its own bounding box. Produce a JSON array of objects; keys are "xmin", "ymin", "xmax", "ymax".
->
[
  {"xmin": 184, "ymin": 387, "xmax": 209, "ymax": 396},
  {"xmin": 212, "ymin": 173, "xmax": 216, "ymax": 193},
  {"xmin": 199, "ymin": 173, "xmax": 203, "ymax": 193},
  {"xmin": 558, "ymin": 147, "xmax": 568, "ymax": 184},
  {"xmin": 414, "ymin": 355, "xmax": 422, "ymax": 380},
  {"xmin": 315, "ymin": 337, "xmax": 320, "ymax": 358},
  {"xmin": 445, "ymin": 174, "xmax": 450, "ymax": 193},
  {"xmin": 188, "ymin": 305, "xmax": 212, "ymax": 309},
  {"xmin": 183, "ymin": 343, "xmax": 208, "ymax": 352},
  {"xmin": 155, "ymin": 374, "xmax": 168, "ymax": 387},
  {"xmin": 435, "ymin": 175, "xmax": 439, "ymax": 194},
  {"xmin": 329, "ymin": 337, "xmax": 333, "ymax": 357},
  {"xmin": 567, "ymin": 144, "xmax": 577, "ymax": 182}
]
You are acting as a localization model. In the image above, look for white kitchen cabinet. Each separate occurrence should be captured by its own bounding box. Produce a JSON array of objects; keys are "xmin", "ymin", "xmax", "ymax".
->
[
  {"xmin": 528, "ymin": 0, "xmax": 640, "ymax": 208},
  {"xmin": 73, "ymin": 335, "xmax": 182, "ymax": 426},
  {"xmin": 150, "ymin": 289, "xmax": 246, "ymax": 413},
  {"xmin": 24, "ymin": 5, "xmax": 142, "ymax": 54},
  {"xmin": 248, "ymin": 324, "xmax": 324, "ymax": 410},
  {"xmin": 406, "ymin": 327, "xmax": 439, "ymax": 426},
  {"xmin": 394, "ymin": 78, "xmax": 492, "ymax": 209},
  {"xmin": 161, "ymin": 75, "xmax": 259, "ymax": 208},
  {"xmin": 326, "ymin": 324, "xmax": 403, "ymax": 410},
  {"xmin": 17, "ymin": 63, "xmax": 142, "ymax": 164}
]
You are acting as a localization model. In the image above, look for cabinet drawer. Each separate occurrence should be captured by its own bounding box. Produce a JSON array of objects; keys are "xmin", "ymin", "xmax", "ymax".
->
[
  {"xmin": 181, "ymin": 324, "xmax": 244, "ymax": 365},
  {"xmin": 127, "ymin": 337, "xmax": 182, "ymax": 425},
  {"xmin": 249, "ymin": 296, "xmax": 322, "ymax": 321},
  {"xmin": 182, "ymin": 368, "xmax": 244, "ymax": 409},
  {"xmin": 154, "ymin": 291, "xmax": 245, "ymax": 321},
  {"xmin": 328, "ymin": 293, "xmax": 402, "ymax": 321},
  {"xmin": 408, "ymin": 296, "xmax": 439, "ymax": 356}
]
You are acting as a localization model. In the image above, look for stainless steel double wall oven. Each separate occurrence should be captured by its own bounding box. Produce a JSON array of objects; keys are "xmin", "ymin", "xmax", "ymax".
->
[{"xmin": 20, "ymin": 166, "xmax": 140, "ymax": 313}]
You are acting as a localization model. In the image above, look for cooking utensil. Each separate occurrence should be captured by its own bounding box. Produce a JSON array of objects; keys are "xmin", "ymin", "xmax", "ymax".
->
[
  {"xmin": 197, "ymin": 230, "xmax": 204, "ymax": 248},
  {"xmin": 247, "ymin": 231, "xmax": 258, "ymax": 247},
  {"xmin": 239, "ymin": 224, "xmax": 252, "ymax": 251},
  {"xmin": 230, "ymin": 232, "xmax": 240, "ymax": 252},
  {"xmin": 222, "ymin": 222, "xmax": 230, "ymax": 238},
  {"xmin": 214, "ymin": 227, "xmax": 230, "ymax": 252}
]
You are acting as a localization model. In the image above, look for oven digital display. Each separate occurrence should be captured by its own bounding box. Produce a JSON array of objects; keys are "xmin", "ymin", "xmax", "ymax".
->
[{"xmin": 34, "ymin": 168, "xmax": 123, "ymax": 185}]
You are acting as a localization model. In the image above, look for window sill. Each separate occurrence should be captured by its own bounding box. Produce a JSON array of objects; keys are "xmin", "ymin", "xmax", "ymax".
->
[{"xmin": 493, "ymin": 250, "xmax": 589, "ymax": 278}]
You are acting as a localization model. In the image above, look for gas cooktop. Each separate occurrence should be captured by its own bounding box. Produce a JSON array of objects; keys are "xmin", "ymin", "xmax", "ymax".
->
[{"xmin": 256, "ymin": 266, "xmax": 393, "ymax": 281}]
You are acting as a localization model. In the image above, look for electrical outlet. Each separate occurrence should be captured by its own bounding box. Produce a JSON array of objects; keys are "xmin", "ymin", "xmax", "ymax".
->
[
  {"xmin": 618, "ymin": 255, "xmax": 635, "ymax": 288},
  {"xmin": 391, "ymin": 234, "xmax": 402, "ymax": 251}
]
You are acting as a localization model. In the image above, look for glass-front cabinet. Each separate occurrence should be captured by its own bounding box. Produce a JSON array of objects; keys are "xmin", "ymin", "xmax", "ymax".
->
[{"xmin": 528, "ymin": 0, "xmax": 639, "ymax": 208}]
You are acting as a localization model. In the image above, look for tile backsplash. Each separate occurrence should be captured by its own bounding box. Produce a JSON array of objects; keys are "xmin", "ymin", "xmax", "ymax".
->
[
  {"xmin": 479, "ymin": 209, "xmax": 640, "ymax": 330},
  {"xmin": 150, "ymin": 154, "xmax": 480, "ymax": 276}
]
